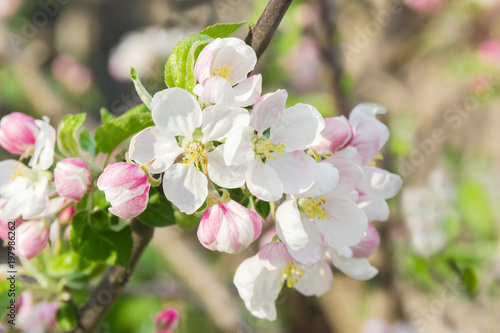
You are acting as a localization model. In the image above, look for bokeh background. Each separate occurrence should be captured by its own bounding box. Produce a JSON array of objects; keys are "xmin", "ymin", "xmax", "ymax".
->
[{"xmin": 1, "ymin": 0, "xmax": 499, "ymax": 332}]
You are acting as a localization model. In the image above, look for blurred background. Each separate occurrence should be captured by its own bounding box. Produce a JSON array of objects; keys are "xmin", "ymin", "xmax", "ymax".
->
[{"xmin": 1, "ymin": 0, "xmax": 500, "ymax": 332}]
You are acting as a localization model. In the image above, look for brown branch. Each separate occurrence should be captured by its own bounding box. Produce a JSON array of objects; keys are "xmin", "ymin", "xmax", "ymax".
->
[
  {"xmin": 72, "ymin": 220, "xmax": 154, "ymax": 333},
  {"xmin": 245, "ymin": 0, "xmax": 293, "ymax": 59}
]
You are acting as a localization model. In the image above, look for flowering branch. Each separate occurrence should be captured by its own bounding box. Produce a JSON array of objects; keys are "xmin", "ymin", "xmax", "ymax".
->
[{"xmin": 245, "ymin": 0, "xmax": 293, "ymax": 59}]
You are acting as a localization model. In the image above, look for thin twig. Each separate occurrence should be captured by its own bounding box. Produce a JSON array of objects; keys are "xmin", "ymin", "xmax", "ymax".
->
[{"xmin": 245, "ymin": 0, "xmax": 293, "ymax": 59}]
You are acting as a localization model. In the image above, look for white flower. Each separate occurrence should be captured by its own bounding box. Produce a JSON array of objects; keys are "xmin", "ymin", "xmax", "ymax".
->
[
  {"xmin": 325, "ymin": 247, "xmax": 378, "ymax": 281},
  {"xmin": 193, "ymin": 37, "xmax": 262, "ymax": 107},
  {"xmin": 129, "ymin": 87, "xmax": 250, "ymax": 214},
  {"xmin": 233, "ymin": 242, "xmax": 333, "ymax": 321},
  {"xmin": 224, "ymin": 89, "xmax": 324, "ymax": 201}
]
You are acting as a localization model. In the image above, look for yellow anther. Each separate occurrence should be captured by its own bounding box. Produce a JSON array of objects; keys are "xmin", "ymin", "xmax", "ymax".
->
[
  {"xmin": 10, "ymin": 162, "xmax": 24, "ymax": 180},
  {"xmin": 211, "ymin": 66, "xmax": 232, "ymax": 83},
  {"xmin": 182, "ymin": 141, "xmax": 207, "ymax": 168},
  {"xmin": 298, "ymin": 198, "xmax": 331, "ymax": 220},
  {"xmin": 279, "ymin": 262, "xmax": 304, "ymax": 288},
  {"xmin": 254, "ymin": 137, "xmax": 286, "ymax": 160}
]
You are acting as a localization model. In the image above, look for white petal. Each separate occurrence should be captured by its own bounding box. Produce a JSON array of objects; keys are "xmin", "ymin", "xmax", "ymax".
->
[
  {"xmin": 270, "ymin": 103, "xmax": 325, "ymax": 151},
  {"xmin": 195, "ymin": 76, "xmax": 236, "ymax": 106},
  {"xmin": 275, "ymin": 200, "xmax": 308, "ymax": 251},
  {"xmin": 0, "ymin": 160, "xmax": 19, "ymax": 185},
  {"xmin": 295, "ymin": 261, "xmax": 333, "ymax": 296},
  {"xmin": 210, "ymin": 37, "xmax": 257, "ymax": 84},
  {"xmin": 360, "ymin": 167, "xmax": 402, "ymax": 199},
  {"xmin": 129, "ymin": 126, "xmax": 183, "ymax": 174},
  {"xmin": 30, "ymin": 118, "xmax": 55, "ymax": 170},
  {"xmin": 206, "ymin": 146, "xmax": 245, "ymax": 188},
  {"xmin": 285, "ymin": 218, "xmax": 325, "ymax": 266},
  {"xmin": 201, "ymin": 105, "xmax": 249, "ymax": 143},
  {"xmin": 223, "ymin": 126, "xmax": 254, "ymax": 166},
  {"xmin": 267, "ymin": 151, "xmax": 316, "ymax": 195},
  {"xmin": 250, "ymin": 89, "xmax": 288, "ymax": 133},
  {"xmin": 358, "ymin": 195, "xmax": 390, "ymax": 222},
  {"xmin": 22, "ymin": 177, "xmax": 49, "ymax": 219},
  {"xmin": 162, "ymin": 163, "xmax": 208, "ymax": 214},
  {"xmin": 232, "ymin": 74, "xmax": 262, "ymax": 108},
  {"xmin": 299, "ymin": 162, "xmax": 339, "ymax": 198},
  {"xmin": 327, "ymin": 249, "xmax": 378, "ymax": 280},
  {"xmin": 246, "ymin": 158, "xmax": 283, "ymax": 201},
  {"xmin": 151, "ymin": 88, "xmax": 202, "ymax": 138},
  {"xmin": 324, "ymin": 157, "xmax": 363, "ymax": 195},
  {"xmin": 315, "ymin": 197, "xmax": 368, "ymax": 247},
  {"xmin": 349, "ymin": 103, "xmax": 389, "ymax": 150}
]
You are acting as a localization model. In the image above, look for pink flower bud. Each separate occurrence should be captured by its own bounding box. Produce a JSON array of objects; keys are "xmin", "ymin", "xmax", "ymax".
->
[
  {"xmin": 155, "ymin": 308, "xmax": 180, "ymax": 333},
  {"xmin": 312, "ymin": 116, "xmax": 353, "ymax": 155},
  {"xmin": 58, "ymin": 204, "xmax": 76, "ymax": 224},
  {"xmin": 97, "ymin": 163, "xmax": 150, "ymax": 219},
  {"xmin": 350, "ymin": 223, "xmax": 380, "ymax": 258},
  {"xmin": 0, "ymin": 112, "xmax": 40, "ymax": 155},
  {"xmin": 54, "ymin": 158, "xmax": 92, "ymax": 202},
  {"xmin": 197, "ymin": 200, "xmax": 262, "ymax": 254},
  {"xmin": 0, "ymin": 218, "xmax": 22, "ymax": 241},
  {"xmin": 16, "ymin": 220, "xmax": 49, "ymax": 260},
  {"xmin": 404, "ymin": 0, "xmax": 444, "ymax": 14}
]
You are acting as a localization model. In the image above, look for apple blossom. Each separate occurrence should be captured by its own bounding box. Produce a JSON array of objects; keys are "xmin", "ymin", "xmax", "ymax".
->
[
  {"xmin": 16, "ymin": 219, "xmax": 49, "ymax": 259},
  {"xmin": 97, "ymin": 162, "xmax": 151, "ymax": 219},
  {"xmin": 325, "ymin": 246, "xmax": 378, "ymax": 280},
  {"xmin": 193, "ymin": 37, "xmax": 262, "ymax": 107},
  {"xmin": 29, "ymin": 117, "xmax": 56, "ymax": 171},
  {"xmin": 129, "ymin": 87, "xmax": 249, "ymax": 214},
  {"xmin": 350, "ymin": 222, "xmax": 380, "ymax": 258},
  {"xmin": 197, "ymin": 196, "xmax": 262, "ymax": 253},
  {"xmin": 0, "ymin": 112, "xmax": 40, "ymax": 155},
  {"xmin": 55, "ymin": 158, "xmax": 92, "ymax": 202},
  {"xmin": 0, "ymin": 218, "xmax": 22, "ymax": 241},
  {"xmin": 233, "ymin": 242, "xmax": 333, "ymax": 321},
  {"xmin": 58, "ymin": 204, "xmax": 76, "ymax": 224},
  {"xmin": 224, "ymin": 89, "xmax": 324, "ymax": 201},
  {"xmin": 155, "ymin": 308, "xmax": 180, "ymax": 333}
]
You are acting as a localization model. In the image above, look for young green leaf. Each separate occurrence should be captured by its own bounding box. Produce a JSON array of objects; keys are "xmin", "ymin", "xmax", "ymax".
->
[
  {"xmin": 57, "ymin": 113, "xmax": 86, "ymax": 157},
  {"xmin": 130, "ymin": 67, "xmax": 152, "ymax": 109},
  {"xmin": 94, "ymin": 104, "xmax": 154, "ymax": 154},
  {"xmin": 457, "ymin": 180, "xmax": 495, "ymax": 238},
  {"xmin": 79, "ymin": 129, "xmax": 96, "ymax": 157},
  {"xmin": 136, "ymin": 190, "xmax": 176, "ymax": 227},
  {"xmin": 56, "ymin": 304, "xmax": 78, "ymax": 331},
  {"xmin": 462, "ymin": 267, "xmax": 478, "ymax": 293},
  {"xmin": 198, "ymin": 22, "xmax": 245, "ymax": 39},
  {"xmin": 100, "ymin": 107, "xmax": 116, "ymax": 123}
]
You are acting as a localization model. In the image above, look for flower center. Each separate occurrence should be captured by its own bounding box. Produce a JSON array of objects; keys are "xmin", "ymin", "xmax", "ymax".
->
[
  {"xmin": 10, "ymin": 162, "xmax": 35, "ymax": 181},
  {"xmin": 298, "ymin": 198, "xmax": 331, "ymax": 220},
  {"xmin": 279, "ymin": 261, "xmax": 303, "ymax": 288},
  {"xmin": 253, "ymin": 137, "xmax": 285, "ymax": 160},
  {"xmin": 211, "ymin": 66, "xmax": 232, "ymax": 83},
  {"xmin": 182, "ymin": 141, "xmax": 207, "ymax": 167}
]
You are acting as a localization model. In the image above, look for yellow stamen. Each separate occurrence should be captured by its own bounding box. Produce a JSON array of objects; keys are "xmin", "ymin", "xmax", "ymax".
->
[
  {"xmin": 298, "ymin": 197, "xmax": 331, "ymax": 220},
  {"xmin": 182, "ymin": 141, "xmax": 207, "ymax": 168},
  {"xmin": 254, "ymin": 137, "xmax": 286, "ymax": 160},
  {"xmin": 278, "ymin": 262, "xmax": 304, "ymax": 288},
  {"xmin": 211, "ymin": 66, "xmax": 232, "ymax": 83}
]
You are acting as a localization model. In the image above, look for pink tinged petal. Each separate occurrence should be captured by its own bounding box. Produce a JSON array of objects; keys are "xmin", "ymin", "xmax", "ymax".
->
[
  {"xmin": 195, "ymin": 76, "xmax": 236, "ymax": 105},
  {"xmin": 275, "ymin": 200, "xmax": 309, "ymax": 251},
  {"xmin": 151, "ymin": 88, "xmax": 202, "ymax": 138},
  {"xmin": 155, "ymin": 308, "xmax": 180, "ymax": 333},
  {"xmin": 16, "ymin": 220, "xmax": 49, "ymax": 259},
  {"xmin": 316, "ymin": 197, "xmax": 368, "ymax": 247},
  {"xmin": 206, "ymin": 146, "xmax": 245, "ymax": 188},
  {"xmin": 294, "ymin": 261, "xmax": 333, "ymax": 296},
  {"xmin": 233, "ymin": 255, "xmax": 283, "ymax": 321},
  {"xmin": 108, "ymin": 183, "xmax": 150, "ymax": 219},
  {"xmin": 350, "ymin": 119, "xmax": 383, "ymax": 165},
  {"xmin": 162, "ymin": 163, "xmax": 208, "ymax": 214},
  {"xmin": 201, "ymin": 105, "xmax": 250, "ymax": 143},
  {"xmin": 258, "ymin": 241, "xmax": 294, "ymax": 270},
  {"xmin": 29, "ymin": 118, "xmax": 56, "ymax": 171},
  {"xmin": 350, "ymin": 223, "xmax": 380, "ymax": 258},
  {"xmin": 327, "ymin": 249, "xmax": 378, "ymax": 280},
  {"xmin": 246, "ymin": 158, "xmax": 283, "ymax": 201},
  {"xmin": 324, "ymin": 157, "xmax": 363, "ymax": 195},
  {"xmin": 357, "ymin": 195, "xmax": 390, "ymax": 222},
  {"xmin": 360, "ymin": 167, "xmax": 403, "ymax": 199},
  {"xmin": 129, "ymin": 126, "xmax": 183, "ymax": 174},
  {"xmin": 223, "ymin": 126, "xmax": 254, "ymax": 166},
  {"xmin": 0, "ymin": 218, "xmax": 22, "ymax": 241},
  {"xmin": 54, "ymin": 158, "xmax": 91, "ymax": 202},
  {"xmin": 270, "ymin": 103, "xmax": 325, "ymax": 151},
  {"xmin": 232, "ymin": 74, "xmax": 262, "ymax": 107},
  {"xmin": 0, "ymin": 112, "xmax": 39, "ymax": 155},
  {"xmin": 210, "ymin": 37, "xmax": 257, "ymax": 84},
  {"xmin": 285, "ymin": 218, "xmax": 325, "ymax": 266},
  {"xmin": 312, "ymin": 116, "xmax": 353, "ymax": 154},
  {"xmin": 197, "ymin": 205, "xmax": 222, "ymax": 250},
  {"xmin": 194, "ymin": 47, "xmax": 214, "ymax": 83},
  {"xmin": 299, "ymin": 162, "xmax": 339, "ymax": 198},
  {"xmin": 250, "ymin": 89, "xmax": 288, "ymax": 133},
  {"xmin": 349, "ymin": 103, "xmax": 390, "ymax": 153},
  {"xmin": 267, "ymin": 151, "xmax": 316, "ymax": 195}
]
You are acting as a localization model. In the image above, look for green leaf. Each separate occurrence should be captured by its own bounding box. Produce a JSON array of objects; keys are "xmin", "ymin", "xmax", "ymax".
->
[
  {"xmin": 79, "ymin": 129, "xmax": 96, "ymax": 157},
  {"xmin": 255, "ymin": 200, "xmax": 270, "ymax": 219},
  {"xmin": 198, "ymin": 22, "xmax": 245, "ymax": 38},
  {"xmin": 70, "ymin": 211, "xmax": 133, "ymax": 269},
  {"xmin": 0, "ymin": 278, "xmax": 25, "ymax": 320},
  {"xmin": 95, "ymin": 104, "xmax": 154, "ymax": 154},
  {"xmin": 100, "ymin": 107, "xmax": 116, "ymax": 123},
  {"xmin": 47, "ymin": 252, "xmax": 92, "ymax": 278},
  {"xmin": 130, "ymin": 67, "xmax": 152, "ymax": 109},
  {"xmin": 462, "ymin": 267, "xmax": 478, "ymax": 293},
  {"xmin": 136, "ymin": 190, "xmax": 176, "ymax": 227},
  {"xmin": 56, "ymin": 303, "xmax": 78, "ymax": 331},
  {"xmin": 174, "ymin": 209, "xmax": 200, "ymax": 230},
  {"xmin": 57, "ymin": 113, "xmax": 86, "ymax": 157},
  {"xmin": 456, "ymin": 180, "xmax": 494, "ymax": 237},
  {"xmin": 164, "ymin": 34, "xmax": 213, "ymax": 92}
]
